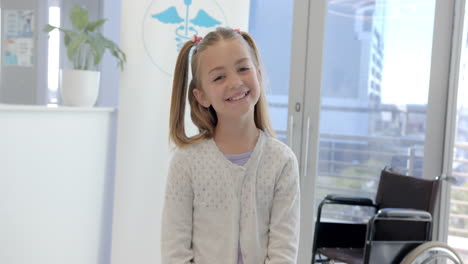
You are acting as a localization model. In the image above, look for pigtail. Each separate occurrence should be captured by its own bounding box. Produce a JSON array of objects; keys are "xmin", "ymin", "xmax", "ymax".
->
[
  {"xmin": 239, "ymin": 32, "xmax": 261, "ymax": 69},
  {"xmin": 169, "ymin": 41, "xmax": 195, "ymax": 147},
  {"xmin": 188, "ymin": 80, "xmax": 217, "ymax": 138}
]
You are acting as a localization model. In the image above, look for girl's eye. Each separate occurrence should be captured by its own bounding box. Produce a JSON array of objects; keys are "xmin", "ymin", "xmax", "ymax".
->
[
  {"xmin": 239, "ymin": 67, "xmax": 250, "ymax": 72},
  {"xmin": 213, "ymin": 76, "xmax": 224, "ymax": 82}
]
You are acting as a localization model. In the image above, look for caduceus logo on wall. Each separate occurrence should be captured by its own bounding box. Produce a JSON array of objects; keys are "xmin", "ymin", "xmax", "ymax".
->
[{"xmin": 143, "ymin": 0, "xmax": 227, "ymax": 76}]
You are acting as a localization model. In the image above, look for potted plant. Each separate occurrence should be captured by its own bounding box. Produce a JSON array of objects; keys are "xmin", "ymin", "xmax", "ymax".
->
[{"xmin": 44, "ymin": 5, "xmax": 126, "ymax": 107}]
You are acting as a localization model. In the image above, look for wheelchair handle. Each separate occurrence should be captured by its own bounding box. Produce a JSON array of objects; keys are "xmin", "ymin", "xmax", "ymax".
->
[{"xmin": 324, "ymin": 194, "xmax": 375, "ymax": 207}]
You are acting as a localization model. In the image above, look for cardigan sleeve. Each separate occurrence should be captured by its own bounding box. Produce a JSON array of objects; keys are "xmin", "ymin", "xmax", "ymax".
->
[
  {"xmin": 161, "ymin": 150, "xmax": 194, "ymax": 264},
  {"xmin": 265, "ymin": 154, "xmax": 300, "ymax": 264}
]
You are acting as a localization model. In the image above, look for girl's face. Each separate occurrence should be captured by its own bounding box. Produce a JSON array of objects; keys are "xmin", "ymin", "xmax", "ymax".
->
[{"xmin": 193, "ymin": 39, "xmax": 262, "ymax": 121}]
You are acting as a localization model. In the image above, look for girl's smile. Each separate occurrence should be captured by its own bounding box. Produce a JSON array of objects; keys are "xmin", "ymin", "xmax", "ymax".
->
[{"xmin": 225, "ymin": 90, "xmax": 250, "ymax": 103}]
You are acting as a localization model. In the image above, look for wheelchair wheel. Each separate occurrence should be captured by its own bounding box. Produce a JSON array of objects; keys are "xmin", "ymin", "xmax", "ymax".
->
[{"xmin": 400, "ymin": 241, "xmax": 464, "ymax": 264}]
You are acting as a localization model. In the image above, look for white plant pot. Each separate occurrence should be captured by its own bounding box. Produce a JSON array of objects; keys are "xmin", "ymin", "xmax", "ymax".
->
[{"xmin": 60, "ymin": 69, "xmax": 100, "ymax": 107}]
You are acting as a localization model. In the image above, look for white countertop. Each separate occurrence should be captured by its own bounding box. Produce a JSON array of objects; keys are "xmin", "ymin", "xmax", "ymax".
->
[{"xmin": 0, "ymin": 103, "xmax": 115, "ymax": 112}]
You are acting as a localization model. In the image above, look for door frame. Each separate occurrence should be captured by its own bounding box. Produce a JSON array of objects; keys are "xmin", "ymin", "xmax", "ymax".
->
[{"xmin": 288, "ymin": 0, "xmax": 328, "ymax": 262}]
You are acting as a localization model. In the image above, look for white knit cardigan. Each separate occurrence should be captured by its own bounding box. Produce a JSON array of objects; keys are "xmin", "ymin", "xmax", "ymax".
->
[{"xmin": 161, "ymin": 131, "xmax": 300, "ymax": 264}]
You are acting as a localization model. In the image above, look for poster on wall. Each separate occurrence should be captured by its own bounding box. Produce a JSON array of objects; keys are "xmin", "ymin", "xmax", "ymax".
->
[
  {"xmin": 142, "ymin": 0, "xmax": 250, "ymax": 76},
  {"xmin": 3, "ymin": 10, "xmax": 34, "ymax": 67}
]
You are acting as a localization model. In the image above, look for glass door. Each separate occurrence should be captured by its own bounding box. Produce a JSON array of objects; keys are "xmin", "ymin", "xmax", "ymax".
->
[
  {"xmin": 288, "ymin": 0, "xmax": 458, "ymax": 262},
  {"xmin": 315, "ymin": 0, "xmax": 437, "ymax": 221}
]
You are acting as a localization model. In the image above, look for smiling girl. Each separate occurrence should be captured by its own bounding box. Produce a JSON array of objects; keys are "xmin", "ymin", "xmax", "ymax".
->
[{"xmin": 162, "ymin": 27, "xmax": 300, "ymax": 264}]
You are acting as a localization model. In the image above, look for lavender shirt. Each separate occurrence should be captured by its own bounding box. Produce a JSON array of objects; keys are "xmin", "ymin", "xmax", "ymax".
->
[{"xmin": 225, "ymin": 151, "xmax": 252, "ymax": 264}]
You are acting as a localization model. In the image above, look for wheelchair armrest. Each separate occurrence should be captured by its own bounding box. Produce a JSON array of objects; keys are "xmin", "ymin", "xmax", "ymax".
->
[
  {"xmin": 367, "ymin": 208, "xmax": 433, "ymax": 242},
  {"xmin": 316, "ymin": 194, "xmax": 377, "ymax": 227},
  {"xmin": 313, "ymin": 194, "xmax": 377, "ymax": 259},
  {"xmin": 324, "ymin": 194, "xmax": 375, "ymax": 207},
  {"xmin": 374, "ymin": 208, "xmax": 432, "ymax": 221}
]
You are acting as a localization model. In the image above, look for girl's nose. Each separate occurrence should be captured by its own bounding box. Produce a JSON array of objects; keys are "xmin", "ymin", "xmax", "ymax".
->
[{"xmin": 228, "ymin": 73, "xmax": 243, "ymax": 89}]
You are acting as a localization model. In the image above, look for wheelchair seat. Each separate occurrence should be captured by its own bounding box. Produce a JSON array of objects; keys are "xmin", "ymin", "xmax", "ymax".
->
[{"xmin": 311, "ymin": 167, "xmax": 441, "ymax": 264}]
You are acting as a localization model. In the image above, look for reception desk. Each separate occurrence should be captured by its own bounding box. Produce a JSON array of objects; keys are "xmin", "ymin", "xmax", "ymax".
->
[{"xmin": 0, "ymin": 104, "xmax": 116, "ymax": 264}]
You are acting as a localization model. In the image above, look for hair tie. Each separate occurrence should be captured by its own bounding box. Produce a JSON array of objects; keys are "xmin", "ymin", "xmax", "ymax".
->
[
  {"xmin": 192, "ymin": 35, "xmax": 203, "ymax": 45},
  {"xmin": 233, "ymin": 28, "xmax": 241, "ymax": 34}
]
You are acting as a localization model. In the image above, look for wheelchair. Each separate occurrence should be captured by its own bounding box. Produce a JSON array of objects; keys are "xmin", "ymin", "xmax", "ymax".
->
[{"xmin": 311, "ymin": 167, "xmax": 464, "ymax": 264}]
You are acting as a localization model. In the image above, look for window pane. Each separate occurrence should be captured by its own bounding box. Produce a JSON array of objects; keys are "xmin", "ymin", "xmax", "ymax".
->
[
  {"xmin": 47, "ymin": 6, "xmax": 60, "ymax": 104},
  {"xmin": 248, "ymin": 0, "xmax": 294, "ymax": 142},
  {"xmin": 316, "ymin": 0, "xmax": 436, "ymax": 222},
  {"xmin": 448, "ymin": 3, "xmax": 468, "ymax": 259}
]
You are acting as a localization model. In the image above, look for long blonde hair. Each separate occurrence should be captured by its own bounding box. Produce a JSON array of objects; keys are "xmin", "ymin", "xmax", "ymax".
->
[{"xmin": 169, "ymin": 27, "xmax": 274, "ymax": 147}]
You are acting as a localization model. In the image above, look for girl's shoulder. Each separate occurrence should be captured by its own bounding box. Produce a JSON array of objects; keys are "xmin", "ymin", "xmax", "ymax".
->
[
  {"xmin": 170, "ymin": 138, "xmax": 212, "ymax": 160},
  {"xmin": 262, "ymin": 133, "xmax": 297, "ymax": 161}
]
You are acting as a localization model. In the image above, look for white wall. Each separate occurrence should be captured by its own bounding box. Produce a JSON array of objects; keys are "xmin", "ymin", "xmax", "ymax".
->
[
  {"xmin": 111, "ymin": 0, "xmax": 250, "ymax": 263},
  {"xmin": 0, "ymin": 105, "xmax": 115, "ymax": 264}
]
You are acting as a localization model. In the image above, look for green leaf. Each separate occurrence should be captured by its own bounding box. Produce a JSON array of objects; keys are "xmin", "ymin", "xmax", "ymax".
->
[
  {"xmin": 61, "ymin": 30, "xmax": 75, "ymax": 46},
  {"xmin": 110, "ymin": 49, "xmax": 118, "ymax": 58},
  {"xmin": 64, "ymin": 33, "xmax": 71, "ymax": 46},
  {"xmin": 43, "ymin": 24, "xmax": 56, "ymax": 33},
  {"xmin": 43, "ymin": 5, "xmax": 126, "ymax": 71},
  {"xmin": 70, "ymin": 6, "xmax": 89, "ymax": 30},
  {"xmin": 87, "ymin": 34, "xmax": 105, "ymax": 65},
  {"xmin": 67, "ymin": 34, "xmax": 86, "ymax": 62},
  {"xmin": 85, "ymin": 18, "xmax": 106, "ymax": 32}
]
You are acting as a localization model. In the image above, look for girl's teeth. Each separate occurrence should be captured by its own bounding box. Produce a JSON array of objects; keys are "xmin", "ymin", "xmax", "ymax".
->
[{"xmin": 229, "ymin": 92, "xmax": 247, "ymax": 101}]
